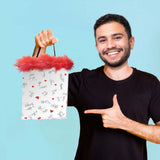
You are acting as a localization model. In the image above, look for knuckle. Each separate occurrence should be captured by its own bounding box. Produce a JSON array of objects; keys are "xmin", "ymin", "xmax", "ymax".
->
[
  {"xmin": 42, "ymin": 30, "xmax": 47, "ymax": 37},
  {"xmin": 43, "ymin": 41, "xmax": 47, "ymax": 45},
  {"xmin": 47, "ymin": 29, "xmax": 53, "ymax": 34},
  {"xmin": 103, "ymin": 123, "xmax": 107, "ymax": 128},
  {"xmin": 38, "ymin": 33, "xmax": 42, "ymax": 38},
  {"xmin": 102, "ymin": 115, "xmax": 107, "ymax": 120},
  {"xmin": 42, "ymin": 30, "xmax": 46, "ymax": 33},
  {"xmin": 102, "ymin": 119, "xmax": 106, "ymax": 124},
  {"xmin": 35, "ymin": 35, "xmax": 38, "ymax": 40},
  {"xmin": 47, "ymin": 29, "xmax": 52, "ymax": 33},
  {"xmin": 49, "ymin": 36, "xmax": 53, "ymax": 40},
  {"xmin": 41, "ymin": 41, "xmax": 45, "ymax": 45}
]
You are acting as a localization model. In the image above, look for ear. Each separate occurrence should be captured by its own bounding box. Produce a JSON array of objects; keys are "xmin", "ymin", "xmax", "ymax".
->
[{"xmin": 129, "ymin": 36, "xmax": 135, "ymax": 50}]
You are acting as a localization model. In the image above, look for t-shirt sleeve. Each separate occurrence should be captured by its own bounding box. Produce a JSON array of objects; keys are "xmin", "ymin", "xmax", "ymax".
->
[
  {"xmin": 149, "ymin": 77, "xmax": 160, "ymax": 123},
  {"xmin": 67, "ymin": 71, "xmax": 83, "ymax": 106}
]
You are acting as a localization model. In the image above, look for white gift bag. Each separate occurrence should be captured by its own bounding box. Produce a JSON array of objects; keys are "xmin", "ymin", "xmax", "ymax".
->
[{"xmin": 15, "ymin": 53, "xmax": 73, "ymax": 120}]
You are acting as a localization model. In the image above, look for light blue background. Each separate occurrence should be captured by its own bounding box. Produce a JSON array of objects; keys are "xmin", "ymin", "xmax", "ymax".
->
[{"xmin": 1, "ymin": 0, "xmax": 160, "ymax": 159}]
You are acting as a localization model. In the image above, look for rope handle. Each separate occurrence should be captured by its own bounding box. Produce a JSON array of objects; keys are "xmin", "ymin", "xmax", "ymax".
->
[{"xmin": 36, "ymin": 44, "xmax": 56, "ymax": 58}]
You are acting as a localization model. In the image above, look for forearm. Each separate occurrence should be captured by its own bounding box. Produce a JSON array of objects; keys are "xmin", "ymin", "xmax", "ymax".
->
[
  {"xmin": 32, "ymin": 46, "xmax": 46, "ymax": 57},
  {"xmin": 121, "ymin": 117, "xmax": 160, "ymax": 144}
]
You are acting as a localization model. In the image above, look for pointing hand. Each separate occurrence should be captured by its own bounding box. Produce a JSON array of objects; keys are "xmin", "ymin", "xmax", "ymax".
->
[{"xmin": 84, "ymin": 94, "xmax": 127, "ymax": 129}]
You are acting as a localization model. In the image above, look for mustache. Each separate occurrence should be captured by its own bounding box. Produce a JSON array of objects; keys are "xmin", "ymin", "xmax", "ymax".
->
[{"xmin": 102, "ymin": 48, "xmax": 123, "ymax": 55}]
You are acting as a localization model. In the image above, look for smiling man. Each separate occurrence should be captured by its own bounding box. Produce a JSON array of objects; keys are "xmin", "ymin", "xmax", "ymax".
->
[
  {"xmin": 96, "ymin": 21, "xmax": 134, "ymax": 68},
  {"xmin": 32, "ymin": 14, "xmax": 160, "ymax": 160}
]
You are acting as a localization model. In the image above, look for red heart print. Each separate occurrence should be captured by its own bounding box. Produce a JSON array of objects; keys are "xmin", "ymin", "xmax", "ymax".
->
[
  {"xmin": 50, "ymin": 110, "xmax": 54, "ymax": 113},
  {"xmin": 44, "ymin": 80, "xmax": 47, "ymax": 82},
  {"xmin": 32, "ymin": 85, "xmax": 34, "ymax": 88},
  {"xmin": 52, "ymin": 98, "xmax": 54, "ymax": 100},
  {"xmin": 38, "ymin": 117, "xmax": 41, "ymax": 119},
  {"xmin": 24, "ymin": 117, "xmax": 27, "ymax": 119},
  {"xmin": 35, "ymin": 96, "xmax": 39, "ymax": 99}
]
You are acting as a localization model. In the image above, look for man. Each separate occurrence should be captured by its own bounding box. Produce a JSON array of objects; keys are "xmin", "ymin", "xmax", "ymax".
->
[{"xmin": 32, "ymin": 14, "xmax": 160, "ymax": 160}]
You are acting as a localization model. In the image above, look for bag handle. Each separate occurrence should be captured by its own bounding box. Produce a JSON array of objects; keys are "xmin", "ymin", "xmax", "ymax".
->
[{"xmin": 36, "ymin": 44, "xmax": 56, "ymax": 58}]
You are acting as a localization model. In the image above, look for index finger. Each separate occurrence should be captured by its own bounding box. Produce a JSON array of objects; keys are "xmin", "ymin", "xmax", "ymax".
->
[
  {"xmin": 47, "ymin": 29, "xmax": 53, "ymax": 38},
  {"xmin": 84, "ymin": 109, "xmax": 105, "ymax": 114}
]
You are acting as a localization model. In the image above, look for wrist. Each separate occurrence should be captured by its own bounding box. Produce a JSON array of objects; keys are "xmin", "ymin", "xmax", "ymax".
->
[
  {"xmin": 119, "ymin": 115, "xmax": 131, "ymax": 130},
  {"xmin": 32, "ymin": 46, "xmax": 46, "ymax": 57}
]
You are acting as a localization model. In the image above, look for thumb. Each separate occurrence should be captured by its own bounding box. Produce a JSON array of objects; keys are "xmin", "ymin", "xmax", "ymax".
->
[
  {"xmin": 112, "ymin": 94, "xmax": 119, "ymax": 107},
  {"xmin": 52, "ymin": 38, "xmax": 58, "ymax": 44}
]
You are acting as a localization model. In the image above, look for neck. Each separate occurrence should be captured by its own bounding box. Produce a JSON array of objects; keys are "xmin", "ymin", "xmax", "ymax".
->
[{"xmin": 103, "ymin": 63, "xmax": 133, "ymax": 81}]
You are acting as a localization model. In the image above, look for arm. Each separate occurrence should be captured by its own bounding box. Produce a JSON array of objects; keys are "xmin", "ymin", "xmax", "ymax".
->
[
  {"xmin": 32, "ymin": 30, "xmax": 58, "ymax": 57},
  {"xmin": 121, "ymin": 116, "xmax": 160, "ymax": 144},
  {"xmin": 84, "ymin": 94, "xmax": 160, "ymax": 144}
]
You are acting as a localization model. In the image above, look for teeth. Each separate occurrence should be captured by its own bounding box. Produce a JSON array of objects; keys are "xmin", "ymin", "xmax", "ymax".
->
[{"xmin": 108, "ymin": 51, "xmax": 119, "ymax": 55}]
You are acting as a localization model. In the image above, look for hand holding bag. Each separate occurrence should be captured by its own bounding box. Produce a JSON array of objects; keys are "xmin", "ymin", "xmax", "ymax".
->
[{"xmin": 14, "ymin": 45, "xmax": 73, "ymax": 120}]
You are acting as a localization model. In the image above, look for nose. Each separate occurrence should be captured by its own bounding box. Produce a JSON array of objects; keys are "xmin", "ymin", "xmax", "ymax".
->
[{"xmin": 106, "ymin": 39, "xmax": 116, "ymax": 49}]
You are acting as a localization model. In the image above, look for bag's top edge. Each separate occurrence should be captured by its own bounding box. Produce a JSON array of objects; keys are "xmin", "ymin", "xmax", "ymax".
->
[{"xmin": 14, "ymin": 54, "xmax": 74, "ymax": 72}]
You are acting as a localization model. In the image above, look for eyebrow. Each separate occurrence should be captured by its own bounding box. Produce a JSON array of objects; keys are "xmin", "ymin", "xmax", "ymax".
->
[
  {"xmin": 112, "ymin": 33, "xmax": 124, "ymax": 37},
  {"xmin": 97, "ymin": 33, "xmax": 124, "ymax": 41}
]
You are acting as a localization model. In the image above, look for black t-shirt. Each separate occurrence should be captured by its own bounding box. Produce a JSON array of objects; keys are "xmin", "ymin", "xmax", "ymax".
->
[{"xmin": 68, "ymin": 66, "xmax": 160, "ymax": 160}]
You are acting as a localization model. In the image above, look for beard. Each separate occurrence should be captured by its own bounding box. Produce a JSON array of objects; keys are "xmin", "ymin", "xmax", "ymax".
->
[{"xmin": 99, "ymin": 43, "xmax": 131, "ymax": 67}]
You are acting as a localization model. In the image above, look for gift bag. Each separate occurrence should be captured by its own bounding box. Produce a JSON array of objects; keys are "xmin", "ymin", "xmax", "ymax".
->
[{"xmin": 14, "ymin": 47, "xmax": 73, "ymax": 120}]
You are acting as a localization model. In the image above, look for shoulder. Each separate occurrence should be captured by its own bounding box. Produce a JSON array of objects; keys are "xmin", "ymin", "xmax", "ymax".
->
[
  {"xmin": 69, "ymin": 66, "xmax": 103, "ymax": 79},
  {"xmin": 134, "ymin": 68, "xmax": 159, "ymax": 86},
  {"xmin": 134, "ymin": 68, "xmax": 159, "ymax": 81},
  {"xmin": 68, "ymin": 66, "xmax": 103, "ymax": 92}
]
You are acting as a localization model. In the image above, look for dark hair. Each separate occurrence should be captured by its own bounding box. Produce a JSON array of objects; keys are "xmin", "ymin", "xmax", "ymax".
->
[{"xmin": 94, "ymin": 14, "xmax": 132, "ymax": 39}]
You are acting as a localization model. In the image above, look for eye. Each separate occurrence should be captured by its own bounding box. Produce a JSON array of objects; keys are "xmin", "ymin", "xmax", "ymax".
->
[
  {"xmin": 114, "ymin": 36, "xmax": 122, "ymax": 40},
  {"xmin": 99, "ymin": 39, "xmax": 106, "ymax": 43}
]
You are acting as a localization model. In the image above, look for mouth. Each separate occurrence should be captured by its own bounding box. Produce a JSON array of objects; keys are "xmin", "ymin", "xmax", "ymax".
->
[
  {"xmin": 103, "ymin": 48, "xmax": 123, "ymax": 56},
  {"xmin": 107, "ymin": 51, "xmax": 119, "ymax": 56}
]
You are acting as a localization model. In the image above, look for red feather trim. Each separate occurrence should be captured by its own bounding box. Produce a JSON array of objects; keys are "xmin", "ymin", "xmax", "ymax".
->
[{"xmin": 14, "ymin": 54, "xmax": 74, "ymax": 72}]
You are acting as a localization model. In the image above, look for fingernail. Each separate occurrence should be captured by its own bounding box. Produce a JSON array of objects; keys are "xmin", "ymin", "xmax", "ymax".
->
[{"xmin": 52, "ymin": 39, "xmax": 56, "ymax": 43}]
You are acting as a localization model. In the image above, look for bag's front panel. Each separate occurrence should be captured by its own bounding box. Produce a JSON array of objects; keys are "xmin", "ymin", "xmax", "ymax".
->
[{"xmin": 22, "ymin": 68, "xmax": 68, "ymax": 120}]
